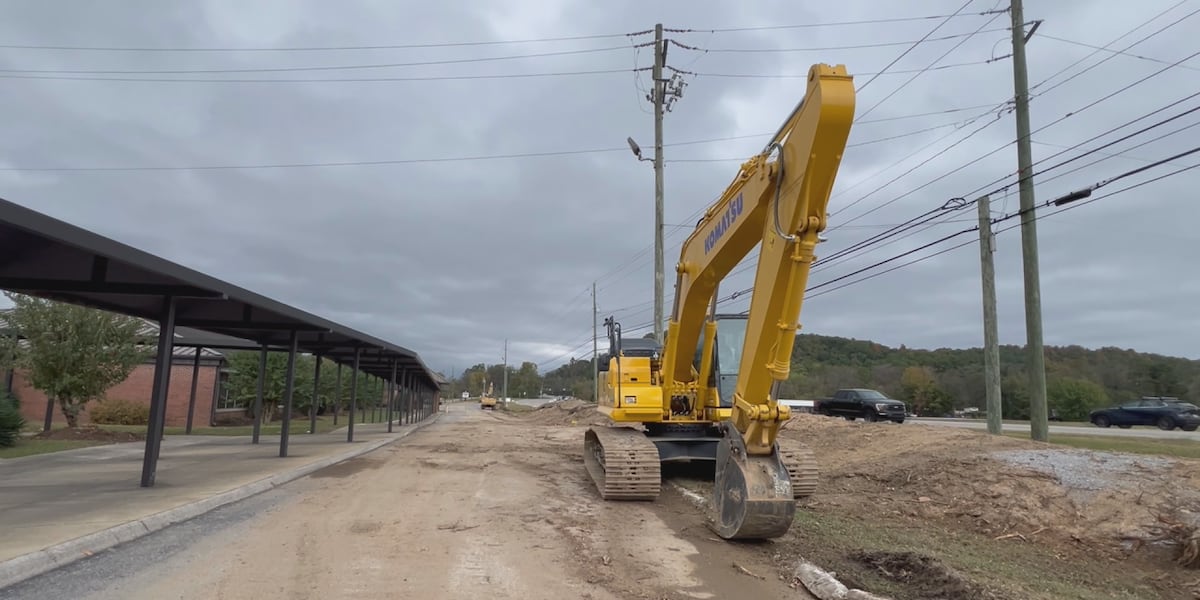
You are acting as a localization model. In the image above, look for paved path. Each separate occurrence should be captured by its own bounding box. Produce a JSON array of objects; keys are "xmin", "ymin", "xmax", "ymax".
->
[{"xmin": 0, "ymin": 417, "xmax": 435, "ymax": 587}]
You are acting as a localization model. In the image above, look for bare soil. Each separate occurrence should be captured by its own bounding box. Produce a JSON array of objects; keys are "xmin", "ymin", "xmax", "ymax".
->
[
  {"xmin": 32, "ymin": 426, "xmax": 144, "ymax": 443},
  {"xmin": 110, "ymin": 403, "xmax": 813, "ymax": 599},
  {"xmin": 522, "ymin": 402, "xmax": 1200, "ymax": 599},
  {"xmin": 768, "ymin": 414, "xmax": 1200, "ymax": 599}
]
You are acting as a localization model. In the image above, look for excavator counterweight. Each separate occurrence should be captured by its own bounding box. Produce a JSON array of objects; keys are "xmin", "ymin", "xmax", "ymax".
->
[{"xmin": 584, "ymin": 63, "xmax": 856, "ymax": 540}]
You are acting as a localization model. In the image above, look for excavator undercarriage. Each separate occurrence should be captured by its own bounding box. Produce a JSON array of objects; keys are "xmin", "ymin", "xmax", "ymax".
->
[{"xmin": 582, "ymin": 423, "xmax": 819, "ymax": 502}]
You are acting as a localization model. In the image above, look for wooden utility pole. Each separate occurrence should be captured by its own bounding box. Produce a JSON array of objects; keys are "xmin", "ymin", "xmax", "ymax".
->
[
  {"xmin": 592, "ymin": 281, "xmax": 599, "ymax": 403},
  {"xmin": 652, "ymin": 23, "xmax": 666, "ymax": 345},
  {"xmin": 976, "ymin": 195, "xmax": 1003, "ymax": 435},
  {"xmin": 502, "ymin": 339, "xmax": 508, "ymax": 403},
  {"xmin": 1009, "ymin": 0, "xmax": 1049, "ymax": 441}
]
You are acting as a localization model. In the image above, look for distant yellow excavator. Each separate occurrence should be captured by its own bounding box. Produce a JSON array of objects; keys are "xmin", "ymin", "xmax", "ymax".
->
[
  {"xmin": 479, "ymin": 382, "xmax": 498, "ymax": 410},
  {"xmin": 584, "ymin": 64, "xmax": 855, "ymax": 540}
]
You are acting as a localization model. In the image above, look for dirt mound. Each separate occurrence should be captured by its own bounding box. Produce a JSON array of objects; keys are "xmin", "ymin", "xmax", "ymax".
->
[
  {"xmin": 521, "ymin": 399, "xmax": 615, "ymax": 427},
  {"xmin": 779, "ymin": 413, "xmax": 1200, "ymax": 561},
  {"xmin": 33, "ymin": 426, "xmax": 145, "ymax": 442}
]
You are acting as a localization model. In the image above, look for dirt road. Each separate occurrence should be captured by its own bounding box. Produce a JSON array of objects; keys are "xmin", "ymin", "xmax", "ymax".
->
[{"xmin": 11, "ymin": 403, "xmax": 811, "ymax": 600}]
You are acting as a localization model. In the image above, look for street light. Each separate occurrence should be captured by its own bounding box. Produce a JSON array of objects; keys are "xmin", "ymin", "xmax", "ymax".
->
[{"xmin": 627, "ymin": 137, "xmax": 651, "ymax": 163}]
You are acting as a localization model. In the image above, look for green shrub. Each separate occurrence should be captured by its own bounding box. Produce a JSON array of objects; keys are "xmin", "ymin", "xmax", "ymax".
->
[
  {"xmin": 89, "ymin": 398, "xmax": 150, "ymax": 425},
  {"xmin": 0, "ymin": 393, "xmax": 24, "ymax": 447}
]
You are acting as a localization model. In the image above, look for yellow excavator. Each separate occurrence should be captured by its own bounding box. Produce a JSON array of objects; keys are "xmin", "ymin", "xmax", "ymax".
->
[
  {"xmin": 584, "ymin": 63, "xmax": 855, "ymax": 540},
  {"xmin": 479, "ymin": 382, "xmax": 498, "ymax": 410}
]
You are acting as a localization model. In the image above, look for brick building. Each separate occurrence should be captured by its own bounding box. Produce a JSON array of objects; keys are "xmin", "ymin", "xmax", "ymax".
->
[{"xmin": 5, "ymin": 319, "xmax": 237, "ymax": 428}]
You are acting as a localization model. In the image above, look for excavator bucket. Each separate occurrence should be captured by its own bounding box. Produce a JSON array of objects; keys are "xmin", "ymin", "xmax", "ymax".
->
[{"xmin": 709, "ymin": 421, "xmax": 795, "ymax": 540}]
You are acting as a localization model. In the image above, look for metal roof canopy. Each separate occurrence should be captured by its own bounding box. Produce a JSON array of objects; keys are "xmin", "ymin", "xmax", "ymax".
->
[{"xmin": 0, "ymin": 196, "xmax": 440, "ymax": 388}]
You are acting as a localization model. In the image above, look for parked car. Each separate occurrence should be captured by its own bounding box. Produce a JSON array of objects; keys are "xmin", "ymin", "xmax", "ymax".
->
[
  {"xmin": 814, "ymin": 388, "xmax": 907, "ymax": 423},
  {"xmin": 1089, "ymin": 397, "xmax": 1200, "ymax": 431}
]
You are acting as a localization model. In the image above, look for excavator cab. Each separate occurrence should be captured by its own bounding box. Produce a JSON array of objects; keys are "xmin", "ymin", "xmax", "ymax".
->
[{"xmin": 690, "ymin": 313, "xmax": 749, "ymax": 409}]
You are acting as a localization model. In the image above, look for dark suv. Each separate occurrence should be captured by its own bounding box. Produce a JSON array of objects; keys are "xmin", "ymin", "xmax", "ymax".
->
[
  {"xmin": 1089, "ymin": 397, "xmax": 1200, "ymax": 431},
  {"xmin": 815, "ymin": 388, "xmax": 907, "ymax": 423}
]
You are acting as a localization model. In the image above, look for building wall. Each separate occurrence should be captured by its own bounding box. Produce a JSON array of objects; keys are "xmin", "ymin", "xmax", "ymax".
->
[{"xmin": 12, "ymin": 361, "xmax": 222, "ymax": 428}]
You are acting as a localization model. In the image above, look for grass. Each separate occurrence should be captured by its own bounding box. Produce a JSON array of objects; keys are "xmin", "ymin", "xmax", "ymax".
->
[
  {"xmin": 1002, "ymin": 418, "xmax": 1093, "ymax": 428},
  {"xmin": 788, "ymin": 509, "xmax": 1164, "ymax": 600},
  {"xmin": 1003, "ymin": 431, "xmax": 1200, "ymax": 459},
  {"xmin": 499, "ymin": 402, "xmax": 535, "ymax": 414},
  {"xmin": 0, "ymin": 439, "xmax": 109, "ymax": 459}
]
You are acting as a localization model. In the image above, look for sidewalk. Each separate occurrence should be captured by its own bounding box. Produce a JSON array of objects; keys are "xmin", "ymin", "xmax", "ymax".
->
[{"xmin": 0, "ymin": 416, "xmax": 438, "ymax": 589}]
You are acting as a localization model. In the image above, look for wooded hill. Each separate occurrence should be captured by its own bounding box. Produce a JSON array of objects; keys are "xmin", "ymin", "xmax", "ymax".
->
[
  {"xmin": 782, "ymin": 334, "xmax": 1199, "ymax": 419},
  {"xmin": 536, "ymin": 334, "xmax": 1200, "ymax": 421}
]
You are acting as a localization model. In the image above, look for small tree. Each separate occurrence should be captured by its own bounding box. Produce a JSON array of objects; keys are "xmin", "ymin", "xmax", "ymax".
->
[
  {"xmin": 3, "ymin": 293, "xmax": 150, "ymax": 427},
  {"xmin": 1047, "ymin": 377, "xmax": 1110, "ymax": 421},
  {"xmin": 900, "ymin": 366, "xmax": 953, "ymax": 415}
]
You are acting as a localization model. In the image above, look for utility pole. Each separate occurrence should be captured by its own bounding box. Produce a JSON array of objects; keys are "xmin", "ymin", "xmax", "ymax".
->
[
  {"xmin": 628, "ymin": 24, "xmax": 685, "ymax": 344},
  {"xmin": 502, "ymin": 339, "xmax": 508, "ymax": 403},
  {"xmin": 1009, "ymin": 0, "xmax": 1048, "ymax": 442},
  {"xmin": 976, "ymin": 195, "xmax": 1003, "ymax": 435},
  {"xmin": 652, "ymin": 22, "xmax": 666, "ymax": 345},
  {"xmin": 592, "ymin": 281, "xmax": 599, "ymax": 403}
]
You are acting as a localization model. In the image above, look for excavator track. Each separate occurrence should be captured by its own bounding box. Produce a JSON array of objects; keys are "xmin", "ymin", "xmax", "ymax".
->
[
  {"xmin": 583, "ymin": 426, "xmax": 662, "ymax": 500},
  {"xmin": 780, "ymin": 445, "xmax": 819, "ymax": 499}
]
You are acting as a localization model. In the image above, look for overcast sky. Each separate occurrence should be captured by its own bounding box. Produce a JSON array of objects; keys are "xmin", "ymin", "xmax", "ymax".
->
[{"xmin": 1, "ymin": 0, "xmax": 1197, "ymax": 377}]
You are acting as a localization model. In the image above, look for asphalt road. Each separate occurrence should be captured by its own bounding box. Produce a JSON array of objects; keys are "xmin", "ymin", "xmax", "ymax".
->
[{"xmin": 911, "ymin": 417, "xmax": 1200, "ymax": 440}]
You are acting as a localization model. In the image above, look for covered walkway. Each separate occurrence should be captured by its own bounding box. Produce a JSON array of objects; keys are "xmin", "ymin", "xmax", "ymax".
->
[{"xmin": 0, "ymin": 196, "xmax": 442, "ymax": 487}]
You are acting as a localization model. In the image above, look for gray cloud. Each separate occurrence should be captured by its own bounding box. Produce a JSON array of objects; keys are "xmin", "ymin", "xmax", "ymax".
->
[{"xmin": 1, "ymin": 0, "xmax": 1197, "ymax": 380}]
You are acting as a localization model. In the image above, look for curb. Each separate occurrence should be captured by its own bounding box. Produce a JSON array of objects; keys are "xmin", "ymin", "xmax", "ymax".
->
[{"xmin": 0, "ymin": 414, "xmax": 440, "ymax": 590}]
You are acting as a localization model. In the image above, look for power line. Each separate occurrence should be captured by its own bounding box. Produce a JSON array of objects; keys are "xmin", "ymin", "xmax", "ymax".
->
[
  {"xmin": 0, "ymin": 11, "xmax": 1009, "ymax": 53},
  {"xmin": 622, "ymin": 84, "xmax": 1200, "ymax": 309},
  {"xmin": 0, "ymin": 68, "xmax": 642, "ymax": 84},
  {"xmin": 721, "ymin": 138, "xmax": 1200, "ymax": 313},
  {"xmin": 676, "ymin": 58, "xmax": 1004, "ymax": 80},
  {"xmin": 669, "ymin": 27, "xmax": 1012, "ymax": 54},
  {"xmin": 0, "ymin": 146, "xmax": 632, "ymax": 172},
  {"xmin": 2, "ymin": 108, "xmax": 1012, "ymax": 172},
  {"xmin": 829, "ymin": 105, "xmax": 1011, "ymax": 223},
  {"xmin": 666, "ymin": 9, "xmax": 1009, "ymax": 34},
  {"xmin": 1029, "ymin": 2, "xmax": 1199, "ymax": 99},
  {"xmin": 755, "ymin": 158, "xmax": 1199, "ymax": 306},
  {"xmin": 962, "ymin": 89, "xmax": 1200, "ymax": 199},
  {"xmin": 605, "ymin": 105, "xmax": 1199, "ymax": 324},
  {"xmin": 1035, "ymin": 119, "xmax": 1200, "ymax": 184},
  {"xmin": 817, "ymin": 102, "xmax": 1200, "ymax": 288},
  {"xmin": 1037, "ymin": 33, "xmax": 1200, "ymax": 72},
  {"xmin": 833, "ymin": 59, "xmax": 1200, "ymax": 233},
  {"xmin": 0, "ymin": 33, "xmax": 644, "ymax": 53},
  {"xmin": 854, "ymin": 0, "xmax": 976, "ymax": 93},
  {"xmin": 589, "ymin": 102, "xmax": 1017, "ymax": 296},
  {"xmin": 665, "ymin": 118, "xmax": 993, "ymax": 162},
  {"xmin": 0, "ymin": 45, "xmax": 643, "ymax": 75},
  {"xmin": 823, "ymin": 5, "xmax": 1197, "ymax": 236},
  {"xmin": 856, "ymin": 4, "xmax": 1008, "ymax": 121}
]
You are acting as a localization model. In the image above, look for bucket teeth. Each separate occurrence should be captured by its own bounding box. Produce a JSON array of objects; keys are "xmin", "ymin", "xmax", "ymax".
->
[
  {"xmin": 780, "ymin": 445, "xmax": 819, "ymax": 499},
  {"xmin": 583, "ymin": 426, "xmax": 661, "ymax": 500}
]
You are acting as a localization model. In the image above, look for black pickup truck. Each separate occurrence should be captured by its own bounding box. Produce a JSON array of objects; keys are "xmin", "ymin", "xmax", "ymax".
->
[{"xmin": 814, "ymin": 388, "xmax": 907, "ymax": 423}]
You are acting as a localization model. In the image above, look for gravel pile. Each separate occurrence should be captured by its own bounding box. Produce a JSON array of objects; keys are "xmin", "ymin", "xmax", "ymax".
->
[{"xmin": 990, "ymin": 448, "xmax": 1173, "ymax": 492}]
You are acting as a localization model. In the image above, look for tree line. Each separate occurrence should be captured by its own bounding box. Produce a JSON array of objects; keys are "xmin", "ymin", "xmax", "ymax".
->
[{"xmin": 521, "ymin": 333, "xmax": 1198, "ymax": 421}]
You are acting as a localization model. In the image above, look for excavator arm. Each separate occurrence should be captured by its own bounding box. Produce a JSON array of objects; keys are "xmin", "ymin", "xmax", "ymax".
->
[{"xmin": 663, "ymin": 64, "xmax": 855, "ymax": 538}]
